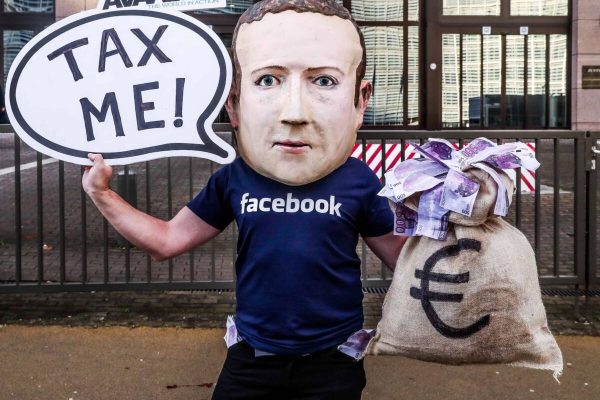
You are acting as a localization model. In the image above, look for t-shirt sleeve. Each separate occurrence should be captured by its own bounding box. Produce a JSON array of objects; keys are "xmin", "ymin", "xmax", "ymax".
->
[
  {"xmin": 358, "ymin": 168, "xmax": 394, "ymax": 238},
  {"xmin": 187, "ymin": 168, "xmax": 234, "ymax": 231}
]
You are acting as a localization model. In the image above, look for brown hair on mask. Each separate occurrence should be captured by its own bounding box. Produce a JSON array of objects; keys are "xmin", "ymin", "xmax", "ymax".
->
[{"xmin": 229, "ymin": 0, "xmax": 367, "ymax": 107}]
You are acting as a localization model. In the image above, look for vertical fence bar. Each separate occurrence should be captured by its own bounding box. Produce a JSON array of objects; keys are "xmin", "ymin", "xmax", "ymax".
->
[
  {"xmin": 80, "ymin": 167, "xmax": 87, "ymax": 283},
  {"xmin": 14, "ymin": 136, "xmax": 22, "ymax": 284},
  {"xmin": 59, "ymin": 161, "xmax": 65, "ymax": 284},
  {"xmin": 534, "ymin": 138, "xmax": 541, "ymax": 262},
  {"xmin": 574, "ymin": 136, "xmax": 587, "ymax": 283},
  {"xmin": 189, "ymin": 157, "xmax": 195, "ymax": 282},
  {"xmin": 400, "ymin": 138, "xmax": 406, "ymax": 161},
  {"xmin": 553, "ymin": 138, "xmax": 560, "ymax": 277},
  {"xmin": 146, "ymin": 161, "xmax": 152, "ymax": 283},
  {"xmin": 124, "ymin": 165, "xmax": 131, "ymax": 283},
  {"xmin": 380, "ymin": 138, "xmax": 387, "ymax": 280},
  {"xmin": 36, "ymin": 153, "xmax": 43, "ymax": 284},
  {"xmin": 586, "ymin": 135, "xmax": 598, "ymax": 287},
  {"xmin": 167, "ymin": 158, "xmax": 173, "ymax": 282}
]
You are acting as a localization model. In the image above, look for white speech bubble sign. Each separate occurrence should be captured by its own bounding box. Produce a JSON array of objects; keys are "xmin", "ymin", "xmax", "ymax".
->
[{"xmin": 6, "ymin": 9, "xmax": 235, "ymax": 166}]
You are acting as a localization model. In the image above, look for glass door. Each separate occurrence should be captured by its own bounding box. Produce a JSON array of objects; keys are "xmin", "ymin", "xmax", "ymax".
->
[{"xmin": 441, "ymin": 32, "xmax": 567, "ymax": 129}]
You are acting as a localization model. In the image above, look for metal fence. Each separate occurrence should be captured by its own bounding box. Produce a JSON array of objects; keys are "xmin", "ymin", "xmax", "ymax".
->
[{"xmin": 0, "ymin": 124, "xmax": 598, "ymax": 293}]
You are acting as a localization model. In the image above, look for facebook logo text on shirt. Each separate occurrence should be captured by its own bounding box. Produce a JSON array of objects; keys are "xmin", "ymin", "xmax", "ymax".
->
[{"xmin": 240, "ymin": 193, "xmax": 342, "ymax": 217}]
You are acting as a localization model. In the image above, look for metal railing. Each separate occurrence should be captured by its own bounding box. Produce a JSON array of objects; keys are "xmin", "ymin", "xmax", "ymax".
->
[{"xmin": 0, "ymin": 124, "xmax": 597, "ymax": 293}]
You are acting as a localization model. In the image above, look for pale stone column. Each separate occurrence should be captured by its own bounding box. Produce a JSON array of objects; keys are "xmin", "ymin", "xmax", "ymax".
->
[
  {"xmin": 56, "ymin": 0, "xmax": 99, "ymax": 20},
  {"xmin": 572, "ymin": 0, "xmax": 600, "ymax": 130}
]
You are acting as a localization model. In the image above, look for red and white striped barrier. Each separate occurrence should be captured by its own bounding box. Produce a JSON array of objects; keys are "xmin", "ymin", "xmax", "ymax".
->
[{"xmin": 351, "ymin": 142, "xmax": 536, "ymax": 193}]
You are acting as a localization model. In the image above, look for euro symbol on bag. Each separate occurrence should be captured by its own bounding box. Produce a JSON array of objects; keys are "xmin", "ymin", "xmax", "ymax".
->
[{"xmin": 410, "ymin": 238, "xmax": 491, "ymax": 339}]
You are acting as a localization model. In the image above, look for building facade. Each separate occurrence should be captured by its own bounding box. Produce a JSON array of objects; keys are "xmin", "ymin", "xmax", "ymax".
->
[{"xmin": 1, "ymin": 0, "xmax": 598, "ymax": 131}]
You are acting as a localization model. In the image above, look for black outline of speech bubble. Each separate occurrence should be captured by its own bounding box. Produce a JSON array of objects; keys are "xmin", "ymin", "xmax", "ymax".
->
[{"xmin": 8, "ymin": 10, "xmax": 232, "ymax": 162}]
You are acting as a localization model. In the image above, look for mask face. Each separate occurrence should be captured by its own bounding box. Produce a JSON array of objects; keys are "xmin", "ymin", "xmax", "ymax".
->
[{"xmin": 228, "ymin": 10, "xmax": 369, "ymax": 185}]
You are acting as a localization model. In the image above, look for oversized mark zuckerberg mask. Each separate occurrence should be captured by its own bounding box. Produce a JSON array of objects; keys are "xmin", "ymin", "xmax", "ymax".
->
[
  {"xmin": 5, "ymin": 9, "xmax": 235, "ymax": 165},
  {"xmin": 230, "ymin": 11, "xmax": 368, "ymax": 186}
]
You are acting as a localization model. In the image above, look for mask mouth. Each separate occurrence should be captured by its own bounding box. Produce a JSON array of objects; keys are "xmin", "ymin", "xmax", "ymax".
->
[{"xmin": 273, "ymin": 140, "xmax": 312, "ymax": 149}]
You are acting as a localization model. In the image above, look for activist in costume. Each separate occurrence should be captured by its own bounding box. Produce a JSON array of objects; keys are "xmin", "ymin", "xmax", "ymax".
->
[
  {"xmin": 82, "ymin": 0, "xmax": 406, "ymax": 398},
  {"xmin": 188, "ymin": 157, "xmax": 392, "ymax": 357}
]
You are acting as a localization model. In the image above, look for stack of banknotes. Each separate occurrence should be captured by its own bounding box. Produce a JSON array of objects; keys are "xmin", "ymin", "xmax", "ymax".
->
[{"xmin": 378, "ymin": 138, "xmax": 540, "ymax": 240}]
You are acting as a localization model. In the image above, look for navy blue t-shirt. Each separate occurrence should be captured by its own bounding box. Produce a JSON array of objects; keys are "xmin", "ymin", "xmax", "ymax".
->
[{"xmin": 187, "ymin": 157, "xmax": 393, "ymax": 355}]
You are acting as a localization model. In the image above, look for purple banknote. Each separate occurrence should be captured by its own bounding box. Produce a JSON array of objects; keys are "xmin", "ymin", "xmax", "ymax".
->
[
  {"xmin": 394, "ymin": 203, "xmax": 419, "ymax": 236},
  {"xmin": 338, "ymin": 329, "xmax": 376, "ymax": 361},
  {"xmin": 416, "ymin": 185, "xmax": 449, "ymax": 240},
  {"xmin": 439, "ymin": 169, "xmax": 480, "ymax": 216}
]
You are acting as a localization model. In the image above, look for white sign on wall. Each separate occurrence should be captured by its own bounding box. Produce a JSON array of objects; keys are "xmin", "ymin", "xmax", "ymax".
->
[
  {"xmin": 97, "ymin": 0, "xmax": 227, "ymax": 13},
  {"xmin": 5, "ymin": 9, "xmax": 235, "ymax": 165}
]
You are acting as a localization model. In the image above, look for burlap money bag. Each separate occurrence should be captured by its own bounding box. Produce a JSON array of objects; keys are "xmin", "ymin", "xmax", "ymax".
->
[{"xmin": 367, "ymin": 168, "xmax": 563, "ymax": 378}]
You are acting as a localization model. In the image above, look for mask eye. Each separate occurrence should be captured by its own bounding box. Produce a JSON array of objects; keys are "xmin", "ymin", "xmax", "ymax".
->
[
  {"xmin": 256, "ymin": 75, "xmax": 280, "ymax": 87},
  {"xmin": 313, "ymin": 76, "xmax": 336, "ymax": 87}
]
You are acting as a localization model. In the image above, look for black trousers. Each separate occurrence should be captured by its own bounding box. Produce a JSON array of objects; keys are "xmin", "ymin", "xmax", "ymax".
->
[{"xmin": 212, "ymin": 341, "xmax": 366, "ymax": 400}]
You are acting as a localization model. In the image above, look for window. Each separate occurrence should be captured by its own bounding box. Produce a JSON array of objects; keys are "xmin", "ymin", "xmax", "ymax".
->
[
  {"xmin": 433, "ymin": 0, "xmax": 569, "ymax": 129},
  {"xmin": 4, "ymin": 0, "xmax": 53, "ymax": 13},
  {"xmin": 349, "ymin": 0, "xmax": 421, "ymax": 127},
  {"xmin": 443, "ymin": 0, "xmax": 500, "ymax": 16},
  {"xmin": 0, "ymin": 0, "xmax": 54, "ymax": 90},
  {"xmin": 511, "ymin": 0, "xmax": 568, "ymax": 16}
]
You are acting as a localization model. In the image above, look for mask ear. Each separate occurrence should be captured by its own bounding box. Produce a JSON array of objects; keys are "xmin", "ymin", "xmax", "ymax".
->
[
  {"xmin": 225, "ymin": 91, "xmax": 239, "ymax": 129},
  {"xmin": 355, "ymin": 80, "xmax": 372, "ymax": 129}
]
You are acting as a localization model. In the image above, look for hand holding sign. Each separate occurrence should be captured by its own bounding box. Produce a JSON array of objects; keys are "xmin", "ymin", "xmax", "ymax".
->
[
  {"xmin": 5, "ymin": 9, "xmax": 235, "ymax": 165},
  {"xmin": 82, "ymin": 153, "xmax": 114, "ymax": 196}
]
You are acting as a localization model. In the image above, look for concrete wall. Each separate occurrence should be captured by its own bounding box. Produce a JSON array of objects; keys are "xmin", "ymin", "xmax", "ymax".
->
[
  {"xmin": 56, "ymin": 0, "xmax": 98, "ymax": 20},
  {"xmin": 572, "ymin": 0, "xmax": 600, "ymax": 131}
]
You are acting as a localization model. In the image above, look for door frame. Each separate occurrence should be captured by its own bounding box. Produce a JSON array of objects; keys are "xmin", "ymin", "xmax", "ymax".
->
[{"xmin": 425, "ymin": 0, "xmax": 571, "ymax": 130}]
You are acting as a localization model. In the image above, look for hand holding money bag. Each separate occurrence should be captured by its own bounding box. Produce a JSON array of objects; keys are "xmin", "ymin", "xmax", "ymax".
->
[{"xmin": 368, "ymin": 138, "xmax": 563, "ymax": 379}]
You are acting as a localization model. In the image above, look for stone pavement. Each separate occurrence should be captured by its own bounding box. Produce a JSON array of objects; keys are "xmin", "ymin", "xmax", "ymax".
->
[{"xmin": 0, "ymin": 326, "xmax": 599, "ymax": 400}]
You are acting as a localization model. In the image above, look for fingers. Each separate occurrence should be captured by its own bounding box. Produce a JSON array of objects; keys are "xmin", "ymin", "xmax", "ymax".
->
[
  {"xmin": 82, "ymin": 154, "xmax": 113, "ymax": 195},
  {"xmin": 88, "ymin": 153, "xmax": 105, "ymax": 166},
  {"xmin": 87, "ymin": 153, "xmax": 112, "ymax": 173}
]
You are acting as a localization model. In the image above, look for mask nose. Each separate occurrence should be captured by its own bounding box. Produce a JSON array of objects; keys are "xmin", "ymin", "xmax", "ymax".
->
[{"xmin": 279, "ymin": 77, "xmax": 311, "ymax": 125}]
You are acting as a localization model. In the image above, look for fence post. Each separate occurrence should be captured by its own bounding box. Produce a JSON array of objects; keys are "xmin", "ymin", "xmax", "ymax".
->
[{"xmin": 586, "ymin": 133, "xmax": 599, "ymax": 293}]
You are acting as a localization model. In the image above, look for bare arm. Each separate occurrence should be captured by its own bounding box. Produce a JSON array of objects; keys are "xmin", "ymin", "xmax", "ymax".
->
[
  {"xmin": 363, "ymin": 231, "xmax": 407, "ymax": 272},
  {"xmin": 82, "ymin": 154, "xmax": 220, "ymax": 261}
]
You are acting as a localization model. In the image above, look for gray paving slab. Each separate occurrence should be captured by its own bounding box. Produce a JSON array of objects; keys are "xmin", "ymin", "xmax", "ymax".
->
[{"xmin": 0, "ymin": 326, "xmax": 598, "ymax": 400}]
